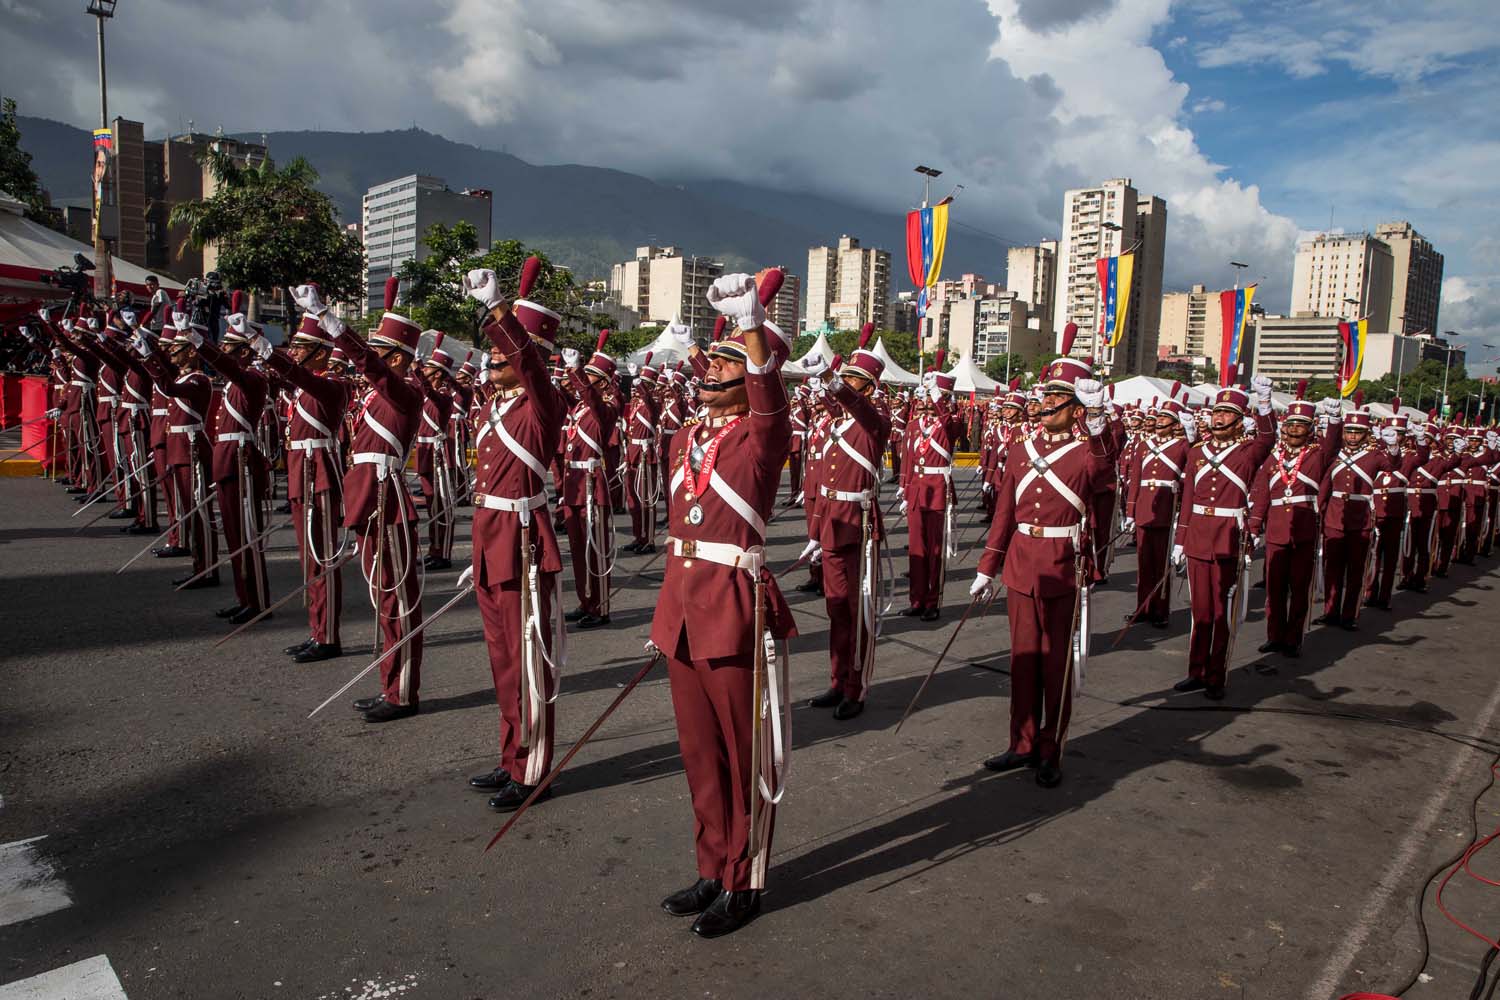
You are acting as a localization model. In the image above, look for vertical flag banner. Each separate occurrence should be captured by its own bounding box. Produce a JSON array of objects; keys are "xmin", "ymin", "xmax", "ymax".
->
[
  {"xmin": 905, "ymin": 202, "xmax": 949, "ymax": 318},
  {"xmin": 1339, "ymin": 319, "xmax": 1368, "ymax": 397},
  {"xmin": 1094, "ymin": 252, "xmax": 1135, "ymax": 348},
  {"xmin": 1217, "ymin": 284, "xmax": 1256, "ymax": 375}
]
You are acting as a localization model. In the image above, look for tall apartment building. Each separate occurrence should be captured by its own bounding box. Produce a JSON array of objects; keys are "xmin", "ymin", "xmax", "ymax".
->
[
  {"xmin": 1289, "ymin": 232, "xmax": 1394, "ymax": 330},
  {"xmin": 765, "ymin": 266, "xmax": 801, "ymax": 336},
  {"xmin": 362, "ymin": 175, "xmax": 492, "ymax": 314},
  {"xmin": 944, "ymin": 293, "xmax": 1037, "ymax": 367},
  {"xmin": 1374, "ymin": 221, "xmax": 1444, "ymax": 335},
  {"xmin": 1051, "ymin": 179, "xmax": 1168, "ymax": 374},
  {"xmin": 609, "ymin": 246, "xmax": 725, "ymax": 338},
  {"xmin": 804, "ymin": 235, "xmax": 891, "ymax": 331},
  {"xmin": 1158, "ymin": 283, "xmax": 1225, "ymax": 358},
  {"xmin": 1007, "ymin": 240, "xmax": 1057, "ymax": 329}
]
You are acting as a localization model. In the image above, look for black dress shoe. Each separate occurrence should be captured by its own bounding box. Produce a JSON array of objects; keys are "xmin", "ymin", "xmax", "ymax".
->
[
  {"xmin": 275, "ymin": 501, "xmax": 292, "ymax": 514},
  {"xmin": 807, "ymin": 687, "xmax": 842, "ymax": 709},
  {"xmin": 155, "ymin": 545, "xmax": 190, "ymax": 558},
  {"xmin": 65, "ymin": 486, "xmax": 87, "ymax": 494},
  {"xmin": 920, "ymin": 608, "xmax": 941, "ymax": 622},
  {"xmin": 833, "ymin": 698, "xmax": 864, "ymax": 720},
  {"xmin": 1257, "ymin": 641, "xmax": 1280, "ymax": 654},
  {"xmin": 1173, "ymin": 676, "xmax": 1207, "ymax": 693},
  {"xmin": 284, "ymin": 638, "xmax": 316, "ymax": 655},
  {"xmin": 795, "ymin": 579, "xmax": 822, "ymax": 593},
  {"xmin": 229, "ymin": 607, "xmax": 267, "ymax": 625},
  {"xmin": 468, "ymin": 767, "xmax": 512, "ymax": 792},
  {"xmin": 565, "ymin": 609, "xmax": 587, "ymax": 622},
  {"xmin": 1204, "ymin": 685, "xmax": 1226, "ymax": 701},
  {"xmin": 898, "ymin": 607, "xmax": 923, "ymax": 617},
  {"xmin": 1312, "ymin": 613, "xmax": 1337, "ymax": 626},
  {"xmin": 107, "ymin": 507, "xmax": 136, "ymax": 520},
  {"xmin": 363, "ymin": 699, "xmax": 418, "ymax": 723},
  {"xmin": 125, "ymin": 523, "xmax": 157, "ymax": 535},
  {"xmin": 174, "ymin": 574, "xmax": 219, "ymax": 589},
  {"xmin": 691, "ymin": 890, "xmax": 761, "ymax": 939},
  {"xmin": 982, "ymin": 749, "xmax": 1037, "ymax": 772},
  {"xmin": 424, "ymin": 556, "xmax": 452, "ymax": 571},
  {"xmin": 1339, "ymin": 618, "xmax": 1359, "ymax": 632},
  {"xmin": 216, "ymin": 604, "xmax": 246, "ymax": 619},
  {"xmin": 636, "ymin": 543, "xmax": 655, "ymax": 555},
  {"xmin": 623, "ymin": 540, "xmax": 642, "ymax": 554},
  {"xmin": 662, "ymin": 878, "xmax": 723, "ymax": 916},
  {"xmin": 352, "ymin": 694, "xmax": 385, "ymax": 713},
  {"xmin": 488, "ymin": 779, "xmax": 549, "ymax": 812},
  {"xmin": 294, "ymin": 641, "xmax": 341, "ymax": 663},
  {"xmin": 576, "ymin": 613, "xmax": 610, "ymax": 629},
  {"xmin": 1036, "ymin": 761, "xmax": 1063, "ymax": 788}
]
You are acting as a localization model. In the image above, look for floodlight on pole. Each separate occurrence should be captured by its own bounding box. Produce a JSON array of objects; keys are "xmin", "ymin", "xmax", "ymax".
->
[
  {"xmin": 87, "ymin": 0, "xmax": 118, "ymax": 300},
  {"xmin": 1229, "ymin": 260, "xmax": 1249, "ymax": 290},
  {"xmin": 914, "ymin": 165, "xmax": 942, "ymax": 207}
]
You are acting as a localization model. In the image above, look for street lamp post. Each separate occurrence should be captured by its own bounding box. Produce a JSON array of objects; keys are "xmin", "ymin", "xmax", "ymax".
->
[
  {"xmin": 1229, "ymin": 260, "xmax": 1249, "ymax": 290},
  {"xmin": 87, "ymin": 0, "xmax": 118, "ymax": 300},
  {"xmin": 914, "ymin": 165, "xmax": 942, "ymax": 209}
]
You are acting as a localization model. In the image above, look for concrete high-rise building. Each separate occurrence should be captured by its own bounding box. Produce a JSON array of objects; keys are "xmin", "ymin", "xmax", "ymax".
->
[
  {"xmin": 765, "ymin": 266, "xmax": 801, "ymax": 336},
  {"xmin": 805, "ymin": 235, "xmax": 891, "ymax": 331},
  {"xmin": 610, "ymin": 246, "xmax": 724, "ymax": 338},
  {"xmin": 1374, "ymin": 221, "xmax": 1444, "ymax": 336},
  {"xmin": 1289, "ymin": 232, "xmax": 1394, "ymax": 330},
  {"xmin": 1052, "ymin": 178, "xmax": 1167, "ymax": 374},
  {"xmin": 362, "ymin": 175, "xmax": 493, "ymax": 314},
  {"xmin": 1006, "ymin": 240, "xmax": 1057, "ymax": 333},
  {"xmin": 1158, "ymin": 284, "xmax": 1225, "ymax": 359},
  {"xmin": 1250, "ymin": 315, "xmax": 1343, "ymax": 386}
]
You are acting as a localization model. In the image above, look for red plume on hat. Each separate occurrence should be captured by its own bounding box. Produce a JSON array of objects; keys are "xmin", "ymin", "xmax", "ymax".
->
[
  {"xmin": 1295, "ymin": 379, "xmax": 1308, "ymax": 400},
  {"xmin": 756, "ymin": 269, "xmax": 785, "ymax": 306},
  {"xmin": 1060, "ymin": 322, "xmax": 1078, "ymax": 357},
  {"xmin": 175, "ymin": 294, "xmax": 187, "ymax": 311},
  {"xmin": 230, "ymin": 289, "xmax": 245, "ymax": 314},
  {"xmin": 596, "ymin": 329, "xmax": 610, "ymax": 353},
  {"xmin": 1009, "ymin": 376, "xmax": 1021, "ymax": 391},
  {"xmin": 1353, "ymin": 389, "xmax": 1364, "ymax": 408},
  {"xmin": 384, "ymin": 276, "xmax": 400, "ymax": 312},
  {"xmin": 1223, "ymin": 363, "xmax": 1238, "ymax": 388},
  {"xmin": 858, "ymin": 322, "xmax": 875, "ymax": 350},
  {"xmin": 933, "ymin": 349, "xmax": 947, "ymax": 370},
  {"xmin": 643, "ymin": 351, "xmax": 654, "ymax": 367},
  {"xmin": 1392, "ymin": 395, "xmax": 1402, "ymax": 413},
  {"xmin": 518, "ymin": 256, "xmax": 541, "ymax": 298},
  {"xmin": 713, "ymin": 315, "xmax": 727, "ymax": 340}
]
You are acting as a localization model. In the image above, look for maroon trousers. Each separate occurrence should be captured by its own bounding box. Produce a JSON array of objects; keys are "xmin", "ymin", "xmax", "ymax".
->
[
  {"xmin": 625, "ymin": 461, "xmax": 659, "ymax": 546},
  {"xmin": 786, "ymin": 451, "xmax": 802, "ymax": 498},
  {"xmin": 560, "ymin": 504, "xmax": 610, "ymax": 616},
  {"xmin": 358, "ymin": 516, "xmax": 423, "ymax": 706},
  {"xmin": 217, "ymin": 466, "xmax": 270, "ymax": 613},
  {"xmin": 169, "ymin": 460, "xmax": 217, "ymax": 576},
  {"xmin": 906, "ymin": 506, "xmax": 946, "ymax": 611},
  {"xmin": 665, "ymin": 631, "xmax": 772, "ymax": 892},
  {"xmin": 1263, "ymin": 542, "xmax": 1315, "ymax": 650},
  {"xmin": 292, "ymin": 491, "xmax": 342, "ymax": 645},
  {"xmin": 1458, "ymin": 499, "xmax": 1484, "ymax": 563},
  {"xmin": 1402, "ymin": 515, "xmax": 1435, "ymax": 588},
  {"xmin": 1368, "ymin": 519, "xmax": 1403, "ymax": 605},
  {"xmin": 1435, "ymin": 506, "xmax": 1463, "ymax": 576},
  {"xmin": 1186, "ymin": 556, "xmax": 1238, "ymax": 688},
  {"xmin": 1090, "ymin": 489, "xmax": 1118, "ymax": 577},
  {"xmin": 1134, "ymin": 525, "xmax": 1173, "ymax": 622},
  {"xmin": 1322, "ymin": 532, "xmax": 1372, "ymax": 622},
  {"xmin": 823, "ymin": 542, "xmax": 875, "ymax": 701},
  {"xmin": 475, "ymin": 573, "xmax": 557, "ymax": 787},
  {"xmin": 1005, "ymin": 590, "xmax": 1076, "ymax": 767},
  {"xmin": 417, "ymin": 448, "xmax": 456, "ymax": 561}
]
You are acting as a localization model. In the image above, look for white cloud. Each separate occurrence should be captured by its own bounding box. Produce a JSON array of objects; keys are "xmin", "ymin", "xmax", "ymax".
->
[{"xmin": 1190, "ymin": 97, "xmax": 1226, "ymax": 114}]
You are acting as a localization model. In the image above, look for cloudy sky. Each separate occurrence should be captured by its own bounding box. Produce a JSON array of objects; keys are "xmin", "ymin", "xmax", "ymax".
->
[{"xmin": 2, "ymin": 0, "xmax": 1497, "ymax": 349}]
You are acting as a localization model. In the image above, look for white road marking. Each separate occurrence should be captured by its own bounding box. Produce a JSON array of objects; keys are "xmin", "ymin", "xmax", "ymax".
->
[
  {"xmin": 1305, "ymin": 666, "xmax": 1500, "ymax": 999},
  {"xmin": 0, "ymin": 837, "xmax": 71, "ymax": 928},
  {"xmin": 0, "ymin": 956, "xmax": 128, "ymax": 1000}
]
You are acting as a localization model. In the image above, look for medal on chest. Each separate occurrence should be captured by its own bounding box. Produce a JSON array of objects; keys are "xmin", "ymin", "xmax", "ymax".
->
[{"xmin": 681, "ymin": 417, "xmax": 740, "ymax": 525}]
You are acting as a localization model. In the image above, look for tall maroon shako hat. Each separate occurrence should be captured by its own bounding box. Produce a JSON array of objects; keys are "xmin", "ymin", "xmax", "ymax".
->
[
  {"xmin": 707, "ymin": 271, "xmax": 791, "ymax": 365},
  {"xmin": 512, "ymin": 256, "xmax": 560, "ymax": 351},
  {"xmin": 422, "ymin": 331, "xmax": 458, "ymax": 378},
  {"xmin": 1211, "ymin": 363, "xmax": 1248, "ymax": 414},
  {"xmin": 844, "ymin": 322, "xmax": 885, "ymax": 382},
  {"xmin": 371, "ymin": 277, "xmax": 421, "ymax": 356},
  {"xmin": 637, "ymin": 351, "xmax": 658, "ymax": 384},
  {"xmin": 584, "ymin": 329, "xmax": 617, "ymax": 379},
  {"xmin": 291, "ymin": 282, "xmax": 335, "ymax": 348},
  {"xmin": 1283, "ymin": 383, "xmax": 1315, "ymax": 424},
  {"xmin": 1039, "ymin": 323, "xmax": 1092, "ymax": 394}
]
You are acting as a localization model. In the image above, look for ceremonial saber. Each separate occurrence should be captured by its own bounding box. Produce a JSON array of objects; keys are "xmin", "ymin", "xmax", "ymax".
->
[
  {"xmin": 894, "ymin": 595, "xmax": 983, "ymax": 734},
  {"xmin": 776, "ymin": 550, "xmax": 815, "ymax": 580},
  {"xmin": 0, "ymin": 436, "xmax": 50, "ymax": 464},
  {"xmin": 175, "ymin": 518, "xmax": 291, "ymax": 591},
  {"xmin": 115, "ymin": 492, "xmax": 216, "ymax": 574},
  {"xmin": 8, "ymin": 412, "xmax": 57, "ymax": 431},
  {"xmin": 72, "ymin": 465, "xmax": 151, "ymax": 529},
  {"xmin": 1108, "ymin": 562, "xmax": 1175, "ymax": 650},
  {"xmin": 485, "ymin": 651, "xmax": 663, "ymax": 852},
  {"xmin": 307, "ymin": 581, "xmax": 476, "ymax": 719},
  {"xmin": 71, "ymin": 462, "xmax": 147, "ymax": 518},
  {"xmin": 608, "ymin": 546, "xmax": 665, "ymax": 600},
  {"xmin": 214, "ymin": 550, "xmax": 357, "ymax": 647}
]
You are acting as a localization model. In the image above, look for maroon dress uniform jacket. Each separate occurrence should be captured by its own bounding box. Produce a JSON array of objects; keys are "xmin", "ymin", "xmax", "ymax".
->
[
  {"xmin": 1247, "ymin": 424, "xmax": 1341, "ymax": 545},
  {"xmin": 978, "ymin": 425, "xmax": 1119, "ymax": 598},
  {"xmin": 810, "ymin": 381, "xmax": 890, "ymax": 551},
  {"xmin": 142, "ymin": 351, "xmax": 213, "ymax": 467},
  {"xmin": 195, "ymin": 341, "xmax": 269, "ymax": 484},
  {"xmin": 1124, "ymin": 433, "xmax": 1191, "ymax": 528},
  {"xmin": 472, "ymin": 313, "xmax": 565, "ymax": 588},
  {"xmin": 335, "ymin": 330, "xmax": 424, "ymax": 528},
  {"xmin": 1174, "ymin": 415, "xmax": 1276, "ymax": 559},
  {"xmin": 560, "ymin": 372, "xmax": 618, "ymax": 508},
  {"xmin": 625, "ymin": 391, "xmax": 660, "ymax": 466},
  {"xmin": 417, "ymin": 385, "xmax": 456, "ymax": 468},
  {"xmin": 651, "ymin": 363, "xmax": 796, "ymax": 661},
  {"xmin": 1319, "ymin": 445, "xmax": 1393, "ymax": 538},
  {"xmin": 1372, "ymin": 445, "xmax": 1427, "ymax": 523},
  {"xmin": 263, "ymin": 353, "xmax": 349, "ymax": 502},
  {"xmin": 901, "ymin": 406, "xmax": 966, "ymax": 510}
]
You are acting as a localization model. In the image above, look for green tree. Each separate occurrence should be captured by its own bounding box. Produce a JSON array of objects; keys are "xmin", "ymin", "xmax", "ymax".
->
[
  {"xmin": 169, "ymin": 149, "xmax": 364, "ymax": 306},
  {"xmin": 0, "ymin": 98, "xmax": 47, "ymax": 219},
  {"xmin": 983, "ymin": 354, "xmax": 1029, "ymax": 385}
]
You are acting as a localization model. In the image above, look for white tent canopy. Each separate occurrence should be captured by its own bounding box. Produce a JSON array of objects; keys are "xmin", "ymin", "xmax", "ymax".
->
[
  {"xmin": 0, "ymin": 189, "xmax": 183, "ymax": 299},
  {"xmin": 1110, "ymin": 375, "xmax": 1208, "ymax": 408},
  {"xmin": 786, "ymin": 330, "xmax": 836, "ymax": 377},
  {"xmin": 867, "ymin": 337, "xmax": 920, "ymax": 386},
  {"xmin": 623, "ymin": 326, "xmax": 690, "ymax": 368},
  {"xmin": 948, "ymin": 353, "xmax": 1000, "ymax": 394}
]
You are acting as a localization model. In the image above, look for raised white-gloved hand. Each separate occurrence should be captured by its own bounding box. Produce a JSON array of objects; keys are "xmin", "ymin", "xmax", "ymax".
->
[
  {"xmin": 463, "ymin": 269, "xmax": 505, "ymax": 310},
  {"xmin": 1121, "ymin": 516, "xmax": 1135, "ymax": 534},
  {"xmin": 799, "ymin": 539, "xmax": 821, "ymax": 563},
  {"xmin": 825, "ymin": 372, "xmax": 844, "ymax": 395},
  {"xmin": 561, "ymin": 347, "xmax": 579, "ymax": 368},
  {"xmin": 46, "ymin": 407, "xmax": 61, "ymax": 419},
  {"xmin": 1487, "ymin": 431, "xmax": 1500, "ymax": 451},
  {"xmin": 706, "ymin": 273, "xmax": 765, "ymax": 331},
  {"xmin": 1171, "ymin": 543, "xmax": 1186, "ymax": 569},
  {"xmin": 1251, "ymin": 374, "xmax": 1273, "ymax": 413},
  {"xmin": 1252, "ymin": 533, "xmax": 1265, "ymax": 552},
  {"xmin": 928, "ymin": 384, "xmax": 942, "ymax": 404},
  {"xmin": 970, "ymin": 573, "xmax": 995, "ymax": 601},
  {"xmin": 1317, "ymin": 397, "xmax": 1341, "ymax": 418},
  {"xmin": 1242, "ymin": 415, "xmax": 1257, "ymax": 435},
  {"xmin": 1075, "ymin": 378, "xmax": 1105, "ymax": 410},
  {"xmin": 666, "ymin": 320, "xmax": 693, "ymax": 348},
  {"xmin": 172, "ymin": 311, "xmax": 190, "ymax": 332},
  {"xmin": 227, "ymin": 312, "xmax": 249, "ymax": 337},
  {"xmin": 185, "ymin": 326, "xmax": 205, "ymax": 349},
  {"xmin": 250, "ymin": 333, "xmax": 273, "ymax": 361},
  {"xmin": 120, "ymin": 309, "xmax": 138, "ymax": 329},
  {"xmin": 1379, "ymin": 426, "xmax": 1398, "ymax": 447},
  {"xmin": 808, "ymin": 376, "xmax": 823, "ymax": 394},
  {"xmin": 899, "ymin": 498, "xmax": 909, "ymax": 517},
  {"xmin": 132, "ymin": 331, "xmax": 152, "ymax": 358},
  {"xmin": 317, "ymin": 311, "xmax": 347, "ymax": 338},
  {"xmin": 1414, "ymin": 423, "xmax": 1430, "ymax": 443},
  {"xmin": 291, "ymin": 284, "xmax": 327, "ymax": 317},
  {"xmin": 456, "ymin": 564, "xmax": 474, "ymax": 590},
  {"xmin": 1178, "ymin": 411, "xmax": 1197, "ymax": 442}
]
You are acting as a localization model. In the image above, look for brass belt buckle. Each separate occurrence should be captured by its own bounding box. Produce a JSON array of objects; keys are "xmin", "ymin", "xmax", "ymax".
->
[{"xmin": 680, "ymin": 539, "xmax": 697, "ymax": 558}]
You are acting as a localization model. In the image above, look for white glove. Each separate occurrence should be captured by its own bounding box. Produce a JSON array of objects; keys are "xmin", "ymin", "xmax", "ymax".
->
[
  {"xmin": 250, "ymin": 334, "xmax": 273, "ymax": 361},
  {"xmin": 1252, "ymin": 534, "xmax": 1265, "ymax": 552},
  {"xmin": 46, "ymin": 407, "xmax": 61, "ymax": 419},
  {"xmin": 799, "ymin": 539, "xmax": 821, "ymax": 562},
  {"xmin": 1242, "ymin": 415, "xmax": 1257, "ymax": 435},
  {"xmin": 970, "ymin": 573, "xmax": 995, "ymax": 601},
  {"xmin": 1121, "ymin": 517, "xmax": 1135, "ymax": 533},
  {"xmin": 982, "ymin": 481, "xmax": 994, "ymax": 495},
  {"xmin": 317, "ymin": 311, "xmax": 346, "ymax": 339},
  {"xmin": 899, "ymin": 499, "xmax": 909, "ymax": 517},
  {"xmin": 1251, "ymin": 373, "xmax": 1273, "ymax": 407},
  {"xmin": 825, "ymin": 373, "xmax": 844, "ymax": 395},
  {"xmin": 928, "ymin": 384, "xmax": 942, "ymax": 404},
  {"xmin": 666, "ymin": 320, "xmax": 693, "ymax": 347},
  {"xmin": 120, "ymin": 309, "xmax": 137, "ymax": 328},
  {"xmin": 185, "ymin": 326, "xmax": 205, "ymax": 349},
  {"xmin": 808, "ymin": 377, "xmax": 823, "ymax": 394},
  {"xmin": 227, "ymin": 312, "xmax": 249, "ymax": 337},
  {"xmin": 1486, "ymin": 432, "xmax": 1500, "ymax": 451},
  {"xmin": 1171, "ymin": 543, "xmax": 1186, "ymax": 569},
  {"xmin": 462, "ymin": 269, "xmax": 504, "ymax": 310},
  {"xmin": 706, "ymin": 273, "xmax": 765, "ymax": 330},
  {"xmin": 1379, "ymin": 426, "xmax": 1398, "ymax": 447},
  {"xmin": 171, "ymin": 311, "xmax": 189, "ymax": 332},
  {"xmin": 456, "ymin": 564, "xmax": 474, "ymax": 590},
  {"xmin": 1414, "ymin": 424, "xmax": 1430, "ymax": 444},
  {"xmin": 39, "ymin": 306, "xmax": 54, "ymax": 323},
  {"xmin": 562, "ymin": 347, "xmax": 579, "ymax": 368},
  {"xmin": 1317, "ymin": 397, "xmax": 1341, "ymax": 418},
  {"xmin": 1178, "ymin": 412, "xmax": 1197, "ymax": 442},
  {"xmin": 132, "ymin": 332, "xmax": 152, "ymax": 358},
  {"xmin": 291, "ymin": 284, "xmax": 327, "ymax": 317},
  {"xmin": 1075, "ymin": 378, "xmax": 1105, "ymax": 409},
  {"xmin": 87, "ymin": 317, "xmax": 100, "ymax": 332}
]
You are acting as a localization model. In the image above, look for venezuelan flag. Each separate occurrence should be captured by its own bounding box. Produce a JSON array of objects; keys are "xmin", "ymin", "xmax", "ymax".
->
[
  {"xmin": 905, "ymin": 203, "xmax": 949, "ymax": 316},
  {"xmin": 1217, "ymin": 285, "xmax": 1256, "ymax": 374},
  {"xmin": 1094, "ymin": 253, "xmax": 1135, "ymax": 348},
  {"xmin": 1339, "ymin": 319, "xmax": 1367, "ymax": 397}
]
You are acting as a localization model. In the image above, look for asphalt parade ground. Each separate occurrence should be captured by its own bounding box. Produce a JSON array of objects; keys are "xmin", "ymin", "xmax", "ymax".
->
[{"xmin": 5, "ymin": 460, "xmax": 1500, "ymax": 999}]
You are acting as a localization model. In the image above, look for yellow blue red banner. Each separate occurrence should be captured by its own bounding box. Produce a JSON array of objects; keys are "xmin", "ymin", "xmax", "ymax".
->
[
  {"xmin": 1339, "ymin": 319, "xmax": 1367, "ymax": 397},
  {"xmin": 1095, "ymin": 253, "xmax": 1135, "ymax": 348},
  {"xmin": 905, "ymin": 203, "xmax": 949, "ymax": 317}
]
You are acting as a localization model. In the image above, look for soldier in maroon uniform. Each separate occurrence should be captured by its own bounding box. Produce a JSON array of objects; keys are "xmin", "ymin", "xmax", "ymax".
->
[
  {"xmin": 900, "ymin": 365, "xmax": 964, "ymax": 621},
  {"xmin": 1316, "ymin": 409, "xmax": 1393, "ymax": 630},
  {"xmin": 1366, "ymin": 415, "xmax": 1422, "ymax": 609},
  {"xmin": 560, "ymin": 334, "xmax": 619, "ymax": 629},
  {"xmin": 1457, "ymin": 429, "xmax": 1492, "ymax": 565},
  {"xmin": 1400, "ymin": 419, "xmax": 1452, "ymax": 591},
  {"xmin": 294, "ymin": 279, "xmax": 426, "ymax": 723},
  {"xmin": 1248, "ymin": 397, "xmax": 1341, "ymax": 655},
  {"xmin": 1432, "ymin": 430, "xmax": 1469, "ymax": 578},
  {"xmin": 624, "ymin": 351, "xmax": 664, "ymax": 554},
  {"xmin": 1171, "ymin": 374, "xmax": 1275, "ymax": 698},
  {"xmin": 1123, "ymin": 398, "xmax": 1194, "ymax": 628},
  {"xmin": 186, "ymin": 306, "xmax": 272, "ymax": 623},
  {"xmin": 653, "ymin": 271, "xmax": 795, "ymax": 939},
  {"xmin": 459, "ymin": 262, "xmax": 567, "ymax": 811},
  {"xmin": 259, "ymin": 308, "xmax": 349, "ymax": 663},
  {"xmin": 805, "ymin": 325, "xmax": 891, "ymax": 721},
  {"xmin": 415, "ymin": 334, "xmax": 460, "ymax": 571},
  {"xmin": 796, "ymin": 381, "xmax": 831, "ymax": 596},
  {"xmin": 971, "ymin": 351, "xmax": 1115, "ymax": 788}
]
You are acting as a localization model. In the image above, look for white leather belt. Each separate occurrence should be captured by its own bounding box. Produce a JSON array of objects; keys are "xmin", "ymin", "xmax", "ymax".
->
[
  {"xmin": 1016, "ymin": 521, "xmax": 1081, "ymax": 540},
  {"xmin": 97, "ymin": 395, "xmax": 118, "ymax": 405},
  {"xmin": 151, "ymin": 408, "xmax": 169, "ymax": 416},
  {"xmin": 629, "ymin": 437, "xmax": 652, "ymax": 446},
  {"xmin": 474, "ymin": 491, "xmax": 547, "ymax": 513},
  {"xmin": 920, "ymin": 466, "xmax": 952, "ymax": 477},
  {"xmin": 668, "ymin": 536, "xmax": 765, "ymax": 573},
  {"xmin": 70, "ymin": 379, "xmax": 95, "ymax": 387},
  {"xmin": 122, "ymin": 403, "xmax": 148, "ymax": 413},
  {"xmin": 1269, "ymin": 494, "xmax": 1317, "ymax": 507},
  {"xmin": 1374, "ymin": 488, "xmax": 1407, "ymax": 496},
  {"xmin": 352, "ymin": 452, "xmax": 403, "ymax": 478},
  {"xmin": 1412, "ymin": 488, "xmax": 1438, "ymax": 496},
  {"xmin": 168, "ymin": 424, "xmax": 204, "ymax": 434},
  {"xmin": 568, "ymin": 460, "xmax": 599, "ymax": 471},
  {"xmin": 218, "ymin": 432, "xmax": 256, "ymax": 445},
  {"xmin": 1331, "ymin": 491, "xmax": 1372, "ymax": 502},
  {"xmin": 416, "ymin": 435, "xmax": 443, "ymax": 444},
  {"xmin": 820, "ymin": 486, "xmax": 874, "ymax": 503},
  {"xmin": 1139, "ymin": 478, "xmax": 1179, "ymax": 490},
  {"xmin": 290, "ymin": 438, "xmax": 337, "ymax": 451},
  {"xmin": 1192, "ymin": 504, "xmax": 1244, "ymax": 518}
]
